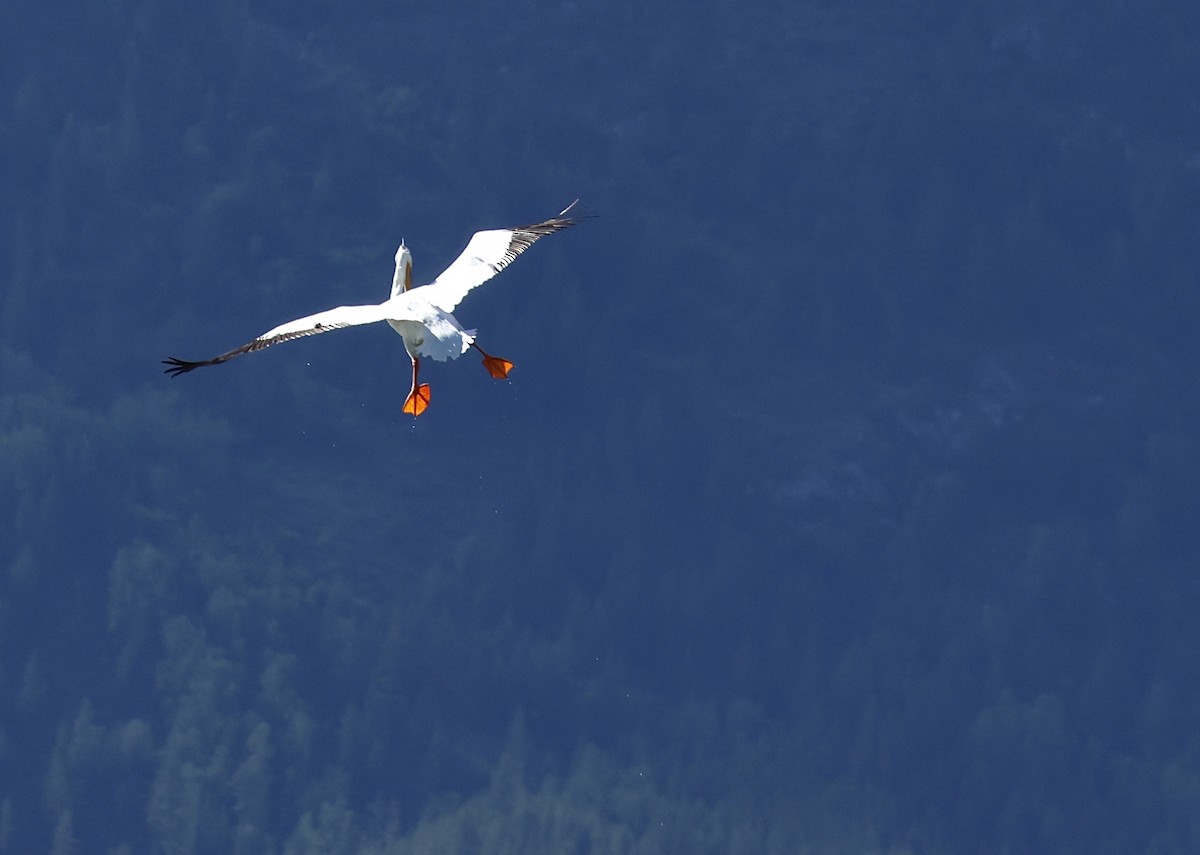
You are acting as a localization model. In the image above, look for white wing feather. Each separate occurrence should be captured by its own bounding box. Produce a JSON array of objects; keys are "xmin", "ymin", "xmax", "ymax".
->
[
  {"xmin": 260, "ymin": 303, "xmax": 394, "ymax": 341},
  {"xmin": 418, "ymin": 201, "xmax": 581, "ymax": 312}
]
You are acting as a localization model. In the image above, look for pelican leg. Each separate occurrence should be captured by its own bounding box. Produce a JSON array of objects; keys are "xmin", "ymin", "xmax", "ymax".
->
[
  {"xmin": 402, "ymin": 356, "xmax": 431, "ymax": 416},
  {"xmin": 471, "ymin": 342, "xmax": 514, "ymax": 379}
]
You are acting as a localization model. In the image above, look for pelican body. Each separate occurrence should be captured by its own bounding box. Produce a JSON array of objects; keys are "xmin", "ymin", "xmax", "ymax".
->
[{"xmin": 164, "ymin": 201, "xmax": 582, "ymax": 416}]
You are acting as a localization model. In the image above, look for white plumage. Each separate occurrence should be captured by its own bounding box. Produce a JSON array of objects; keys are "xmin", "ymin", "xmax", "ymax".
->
[{"xmin": 165, "ymin": 200, "xmax": 582, "ymax": 416}]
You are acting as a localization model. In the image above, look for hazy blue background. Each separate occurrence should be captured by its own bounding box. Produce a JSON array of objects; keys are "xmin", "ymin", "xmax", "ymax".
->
[{"xmin": 3, "ymin": 1, "xmax": 1200, "ymax": 852}]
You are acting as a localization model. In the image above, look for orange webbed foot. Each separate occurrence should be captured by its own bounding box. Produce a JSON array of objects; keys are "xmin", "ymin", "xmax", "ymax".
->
[
  {"xmin": 482, "ymin": 355, "xmax": 514, "ymax": 379},
  {"xmin": 402, "ymin": 383, "xmax": 431, "ymax": 416}
]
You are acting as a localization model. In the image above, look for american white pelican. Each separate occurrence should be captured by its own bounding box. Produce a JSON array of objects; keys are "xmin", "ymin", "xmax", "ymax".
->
[{"xmin": 164, "ymin": 201, "xmax": 582, "ymax": 416}]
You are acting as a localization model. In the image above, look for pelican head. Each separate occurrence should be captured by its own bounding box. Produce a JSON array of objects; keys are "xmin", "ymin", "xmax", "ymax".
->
[{"xmin": 391, "ymin": 241, "xmax": 413, "ymax": 297}]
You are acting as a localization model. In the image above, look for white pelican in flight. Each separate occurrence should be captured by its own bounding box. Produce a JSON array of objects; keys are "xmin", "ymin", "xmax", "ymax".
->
[{"xmin": 164, "ymin": 201, "xmax": 582, "ymax": 416}]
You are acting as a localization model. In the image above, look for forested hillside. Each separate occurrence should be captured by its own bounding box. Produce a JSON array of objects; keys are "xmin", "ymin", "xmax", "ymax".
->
[{"xmin": 3, "ymin": 1, "xmax": 1200, "ymax": 852}]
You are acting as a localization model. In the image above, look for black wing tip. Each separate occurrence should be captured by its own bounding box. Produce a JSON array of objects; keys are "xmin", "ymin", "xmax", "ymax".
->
[
  {"xmin": 523, "ymin": 200, "xmax": 593, "ymax": 234},
  {"xmin": 162, "ymin": 356, "xmax": 206, "ymax": 377}
]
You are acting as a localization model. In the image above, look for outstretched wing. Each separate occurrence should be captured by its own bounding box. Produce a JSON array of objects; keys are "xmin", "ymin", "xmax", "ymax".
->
[
  {"xmin": 163, "ymin": 302, "xmax": 392, "ymax": 376},
  {"xmin": 418, "ymin": 200, "xmax": 582, "ymax": 312}
]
